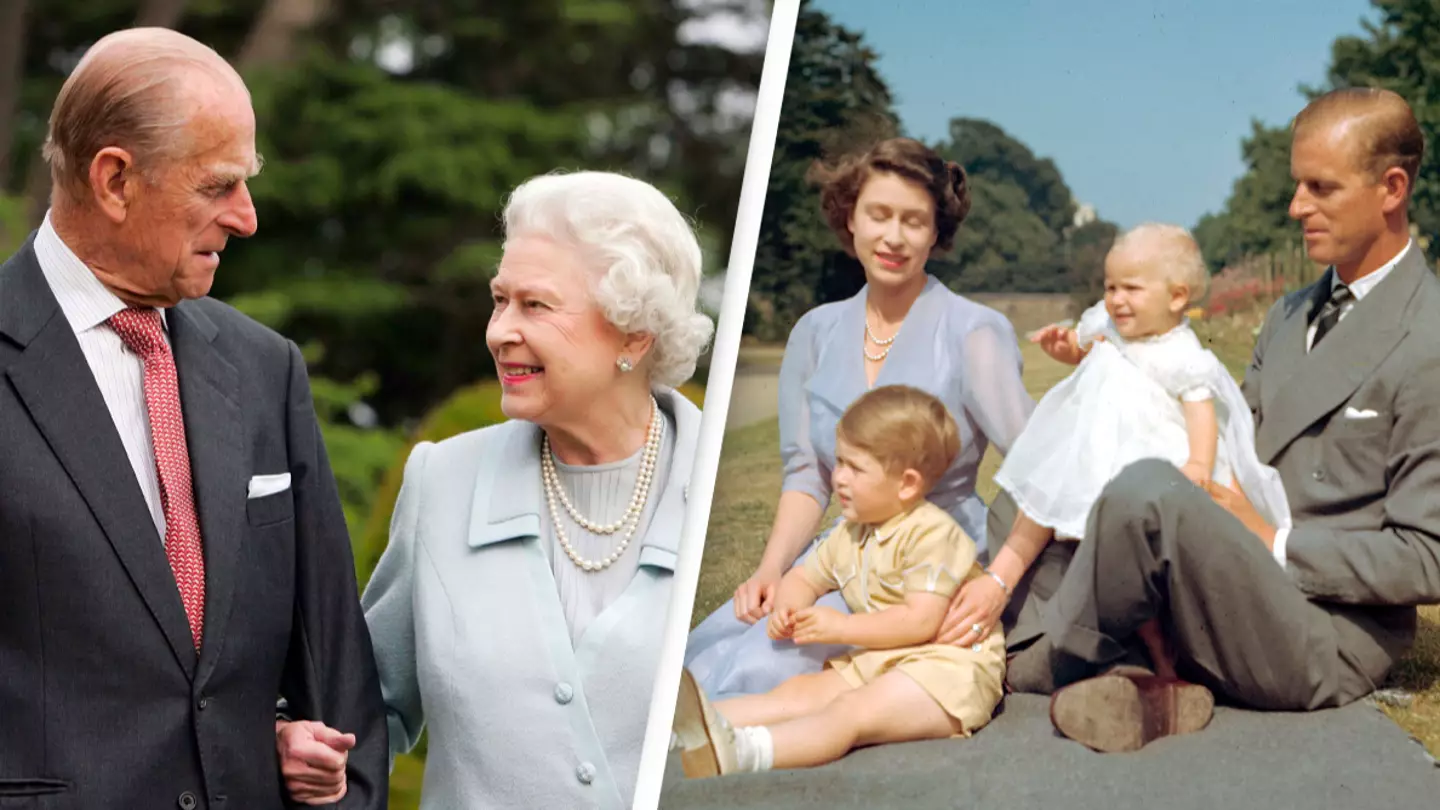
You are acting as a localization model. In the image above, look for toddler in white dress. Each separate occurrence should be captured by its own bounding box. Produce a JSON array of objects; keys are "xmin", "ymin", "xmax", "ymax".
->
[{"xmin": 993, "ymin": 223, "xmax": 1290, "ymax": 677}]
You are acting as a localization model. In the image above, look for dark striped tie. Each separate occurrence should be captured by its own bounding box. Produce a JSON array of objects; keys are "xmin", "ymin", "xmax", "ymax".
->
[{"xmin": 1311, "ymin": 283, "xmax": 1352, "ymax": 350}]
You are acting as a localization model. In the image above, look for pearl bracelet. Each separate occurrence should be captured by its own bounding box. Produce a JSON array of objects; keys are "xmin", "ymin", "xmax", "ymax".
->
[{"xmin": 984, "ymin": 568, "xmax": 1012, "ymax": 596}]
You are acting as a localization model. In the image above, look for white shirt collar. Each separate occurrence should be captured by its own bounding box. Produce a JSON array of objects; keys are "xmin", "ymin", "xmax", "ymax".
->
[
  {"xmin": 34, "ymin": 210, "xmax": 167, "ymax": 334},
  {"xmin": 1334, "ymin": 238, "xmax": 1412, "ymax": 302}
]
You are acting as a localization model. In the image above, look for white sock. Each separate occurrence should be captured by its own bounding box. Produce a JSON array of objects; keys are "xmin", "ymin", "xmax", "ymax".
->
[{"xmin": 734, "ymin": 725, "xmax": 775, "ymax": 772}]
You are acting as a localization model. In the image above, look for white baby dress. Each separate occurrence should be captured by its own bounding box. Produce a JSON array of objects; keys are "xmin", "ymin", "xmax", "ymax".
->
[{"xmin": 993, "ymin": 301, "xmax": 1291, "ymax": 540}]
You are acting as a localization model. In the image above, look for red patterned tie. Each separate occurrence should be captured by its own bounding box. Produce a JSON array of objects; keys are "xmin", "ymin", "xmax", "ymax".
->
[{"xmin": 109, "ymin": 308, "xmax": 206, "ymax": 650}]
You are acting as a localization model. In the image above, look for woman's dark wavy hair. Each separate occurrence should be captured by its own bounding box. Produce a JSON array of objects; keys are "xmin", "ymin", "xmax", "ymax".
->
[{"xmin": 806, "ymin": 137, "xmax": 971, "ymax": 257}]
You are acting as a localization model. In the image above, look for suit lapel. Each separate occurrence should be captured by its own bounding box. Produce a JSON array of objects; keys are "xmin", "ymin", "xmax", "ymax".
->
[
  {"xmin": 1256, "ymin": 252, "xmax": 1421, "ymax": 463},
  {"xmin": 0, "ymin": 243, "xmax": 197, "ymax": 677},
  {"xmin": 168, "ymin": 301, "xmax": 246, "ymax": 684},
  {"xmin": 1257, "ymin": 273, "xmax": 1329, "ymax": 428}
]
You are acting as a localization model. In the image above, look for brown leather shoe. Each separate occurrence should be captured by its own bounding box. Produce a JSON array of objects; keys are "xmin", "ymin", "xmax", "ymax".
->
[{"xmin": 1049, "ymin": 666, "xmax": 1213, "ymax": 753}]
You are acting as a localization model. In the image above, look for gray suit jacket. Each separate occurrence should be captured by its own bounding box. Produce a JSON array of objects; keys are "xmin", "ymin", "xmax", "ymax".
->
[
  {"xmin": 0, "ymin": 235, "xmax": 388, "ymax": 809},
  {"xmin": 1244, "ymin": 244, "xmax": 1440, "ymax": 661}
]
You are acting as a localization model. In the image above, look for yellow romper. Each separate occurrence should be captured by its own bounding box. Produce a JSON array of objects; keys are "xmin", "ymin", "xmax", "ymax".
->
[{"xmin": 800, "ymin": 501, "xmax": 1006, "ymax": 734}]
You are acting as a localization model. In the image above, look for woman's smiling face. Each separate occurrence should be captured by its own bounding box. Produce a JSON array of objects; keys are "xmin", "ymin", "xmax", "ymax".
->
[
  {"xmin": 486, "ymin": 234, "xmax": 628, "ymax": 428},
  {"xmin": 847, "ymin": 171, "xmax": 937, "ymax": 289}
]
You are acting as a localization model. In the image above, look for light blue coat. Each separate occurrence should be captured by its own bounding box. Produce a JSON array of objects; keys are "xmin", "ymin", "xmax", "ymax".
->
[{"xmin": 361, "ymin": 387, "xmax": 699, "ymax": 809}]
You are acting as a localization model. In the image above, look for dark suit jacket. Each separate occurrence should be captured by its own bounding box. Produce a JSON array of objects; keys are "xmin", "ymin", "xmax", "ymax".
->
[
  {"xmin": 0, "ymin": 235, "xmax": 388, "ymax": 809},
  {"xmin": 1244, "ymin": 244, "xmax": 1440, "ymax": 675}
]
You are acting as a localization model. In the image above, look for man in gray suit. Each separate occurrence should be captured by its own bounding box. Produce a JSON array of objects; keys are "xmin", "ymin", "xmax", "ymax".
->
[
  {"xmin": 999, "ymin": 87, "xmax": 1440, "ymax": 753},
  {"xmin": 0, "ymin": 28, "xmax": 386, "ymax": 806}
]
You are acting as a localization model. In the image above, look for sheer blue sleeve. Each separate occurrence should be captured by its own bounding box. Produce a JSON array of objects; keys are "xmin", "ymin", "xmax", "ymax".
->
[
  {"xmin": 962, "ymin": 314, "xmax": 1035, "ymax": 457},
  {"xmin": 778, "ymin": 313, "xmax": 830, "ymax": 508}
]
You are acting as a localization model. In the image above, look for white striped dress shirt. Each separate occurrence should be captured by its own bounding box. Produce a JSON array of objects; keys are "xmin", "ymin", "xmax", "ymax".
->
[{"xmin": 34, "ymin": 211, "xmax": 169, "ymax": 541}]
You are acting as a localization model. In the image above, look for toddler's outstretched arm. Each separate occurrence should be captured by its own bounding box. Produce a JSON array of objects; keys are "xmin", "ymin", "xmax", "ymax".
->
[
  {"xmin": 1031, "ymin": 324, "xmax": 1094, "ymax": 366},
  {"xmin": 792, "ymin": 592, "xmax": 949, "ymax": 650},
  {"xmin": 1180, "ymin": 398, "xmax": 1218, "ymax": 486}
]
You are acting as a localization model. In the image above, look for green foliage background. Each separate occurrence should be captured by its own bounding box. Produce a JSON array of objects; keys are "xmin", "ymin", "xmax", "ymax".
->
[
  {"xmin": 743, "ymin": 0, "xmax": 1120, "ymax": 341},
  {"xmin": 1196, "ymin": 0, "xmax": 1440, "ymax": 271},
  {"xmin": 2, "ymin": 1, "xmax": 756, "ymax": 805},
  {"xmin": 746, "ymin": 0, "xmax": 1440, "ymax": 344}
]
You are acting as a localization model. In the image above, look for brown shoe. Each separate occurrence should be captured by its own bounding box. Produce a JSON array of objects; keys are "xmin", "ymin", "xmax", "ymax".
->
[
  {"xmin": 672, "ymin": 668, "xmax": 739, "ymax": 778},
  {"xmin": 1049, "ymin": 667, "xmax": 1213, "ymax": 753}
]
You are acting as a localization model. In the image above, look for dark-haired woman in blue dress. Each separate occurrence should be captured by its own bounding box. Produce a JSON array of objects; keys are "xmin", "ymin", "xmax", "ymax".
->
[{"xmin": 686, "ymin": 138, "xmax": 1036, "ymax": 698}]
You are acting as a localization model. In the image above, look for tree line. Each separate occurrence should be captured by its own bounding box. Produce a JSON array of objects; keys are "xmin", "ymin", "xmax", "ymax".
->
[
  {"xmin": 743, "ymin": 0, "xmax": 1118, "ymax": 341},
  {"xmin": 1, "ymin": 0, "xmax": 766, "ymax": 535},
  {"xmin": 1196, "ymin": 0, "xmax": 1437, "ymax": 275}
]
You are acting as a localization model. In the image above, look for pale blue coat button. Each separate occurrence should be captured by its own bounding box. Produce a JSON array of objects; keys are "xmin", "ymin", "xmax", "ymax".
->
[
  {"xmin": 554, "ymin": 682, "xmax": 573, "ymax": 704},
  {"xmin": 576, "ymin": 762, "xmax": 596, "ymax": 784}
]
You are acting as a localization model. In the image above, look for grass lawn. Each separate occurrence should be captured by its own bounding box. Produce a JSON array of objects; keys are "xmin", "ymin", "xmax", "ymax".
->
[{"xmin": 691, "ymin": 318, "xmax": 1440, "ymax": 758}]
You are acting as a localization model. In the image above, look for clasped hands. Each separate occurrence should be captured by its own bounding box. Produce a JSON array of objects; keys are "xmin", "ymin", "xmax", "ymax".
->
[{"xmin": 767, "ymin": 603, "xmax": 847, "ymax": 645}]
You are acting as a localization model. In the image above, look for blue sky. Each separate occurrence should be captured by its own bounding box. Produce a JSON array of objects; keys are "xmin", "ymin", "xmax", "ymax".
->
[{"xmin": 815, "ymin": 0, "xmax": 1380, "ymax": 230}]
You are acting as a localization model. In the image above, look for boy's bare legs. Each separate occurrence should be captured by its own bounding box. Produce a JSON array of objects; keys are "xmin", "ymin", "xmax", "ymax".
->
[
  {"xmin": 715, "ymin": 670, "xmax": 851, "ymax": 728},
  {"xmin": 768, "ymin": 671, "xmax": 962, "ymax": 769}
]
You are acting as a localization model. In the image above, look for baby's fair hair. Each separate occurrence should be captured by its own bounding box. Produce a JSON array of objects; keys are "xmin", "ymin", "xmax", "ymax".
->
[
  {"xmin": 836, "ymin": 385, "xmax": 961, "ymax": 489},
  {"xmin": 1109, "ymin": 222, "xmax": 1210, "ymax": 302}
]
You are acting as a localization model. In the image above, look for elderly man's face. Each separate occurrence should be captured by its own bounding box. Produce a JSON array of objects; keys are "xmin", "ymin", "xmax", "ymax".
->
[
  {"xmin": 486, "ymin": 234, "xmax": 630, "ymax": 427},
  {"xmin": 118, "ymin": 90, "xmax": 260, "ymax": 304}
]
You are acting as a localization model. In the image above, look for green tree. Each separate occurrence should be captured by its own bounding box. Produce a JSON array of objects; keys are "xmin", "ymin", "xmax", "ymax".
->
[
  {"xmin": 1197, "ymin": 0, "xmax": 1440, "ymax": 270},
  {"xmin": 933, "ymin": 119, "xmax": 1106, "ymax": 296},
  {"xmin": 941, "ymin": 117, "xmax": 1076, "ymax": 232},
  {"xmin": 9, "ymin": 4, "xmax": 764, "ymax": 807},
  {"xmin": 8, "ymin": 0, "xmax": 765, "ymax": 546},
  {"xmin": 1318, "ymin": 0, "xmax": 1440, "ymax": 244},
  {"xmin": 744, "ymin": 3, "xmax": 1114, "ymax": 339},
  {"xmin": 744, "ymin": 0, "xmax": 898, "ymax": 340},
  {"xmin": 1193, "ymin": 121, "xmax": 1301, "ymax": 272}
]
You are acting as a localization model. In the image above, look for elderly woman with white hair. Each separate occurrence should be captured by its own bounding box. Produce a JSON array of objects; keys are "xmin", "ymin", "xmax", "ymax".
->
[{"xmin": 277, "ymin": 170, "xmax": 713, "ymax": 808}]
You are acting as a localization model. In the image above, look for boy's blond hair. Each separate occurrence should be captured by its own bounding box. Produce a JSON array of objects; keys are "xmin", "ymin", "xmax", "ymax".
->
[{"xmin": 836, "ymin": 385, "xmax": 961, "ymax": 488}]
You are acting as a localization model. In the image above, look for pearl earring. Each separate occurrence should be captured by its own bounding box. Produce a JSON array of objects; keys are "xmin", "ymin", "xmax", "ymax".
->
[{"xmin": 617, "ymin": 357, "xmax": 634, "ymax": 373}]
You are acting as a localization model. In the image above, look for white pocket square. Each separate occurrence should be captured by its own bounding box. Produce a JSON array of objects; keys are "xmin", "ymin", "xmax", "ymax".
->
[
  {"xmin": 1343, "ymin": 406, "xmax": 1379, "ymax": 420},
  {"xmin": 248, "ymin": 473, "xmax": 292, "ymax": 499}
]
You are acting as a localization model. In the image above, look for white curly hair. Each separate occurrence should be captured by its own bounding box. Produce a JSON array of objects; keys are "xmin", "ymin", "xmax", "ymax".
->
[{"xmin": 501, "ymin": 171, "xmax": 715, "ymax": 388}]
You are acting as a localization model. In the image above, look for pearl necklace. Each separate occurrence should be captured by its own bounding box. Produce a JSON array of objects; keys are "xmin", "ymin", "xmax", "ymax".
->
[
  {"xmin": 865, "ymin": 320, "xmax": 897, "ymax": 345},
  {"xmin": 864, "ymin": 318, "xmax": 899, "ymax": 362},
  {"xmin": 541, "ymin": 396, "xmax": 664, "ymax": 572}
]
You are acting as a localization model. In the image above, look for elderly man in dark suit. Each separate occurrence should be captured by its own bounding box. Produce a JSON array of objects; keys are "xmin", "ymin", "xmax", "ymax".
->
[
  {"xmin": 992, "ymin": 87, "xmax": 1440, "ymax": 753},
  {"xmin": 0, "ymin": 27, "xmax": 386, "ymax": 807}
]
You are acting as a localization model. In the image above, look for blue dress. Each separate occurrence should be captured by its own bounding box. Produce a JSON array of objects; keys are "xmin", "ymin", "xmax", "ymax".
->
[{"xmin": 685, "ymin": 276, "xmax": 1034, "ymax": 698}]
